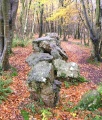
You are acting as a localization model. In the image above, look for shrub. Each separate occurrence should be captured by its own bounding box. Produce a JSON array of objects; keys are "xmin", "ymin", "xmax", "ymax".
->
[
  {"xmin": 26, "ymin": 103, "xmax": 36, "ymax": 113},
  {"xmin": 68, "ymin": 75, "xmax": 88, "ymax": 87},
  {"xmin": 64, "ymin": 81, "xmax": 70, "ymax": 88},
  {"xmin": 77, "ymin": 75, "xmax": 89, "ymax": 83},
  {"xmin": 86, "ymin": 57, "xmax": 100, "ymax": 66},
  {"xmin": 60, "ymin": 73, "xmax": 66, "ymax": 78},
  {"xmin": 41, "ymin": 108, "xmax": 52, "ymax": 120},
  {"xmin": 0, "ymin": 66, "xmax": 2, "ymax": 75},
  {"xmin": 97, "ymin": 84, "xmax": 102, "ymax": 95},
  {"xmin": 92, "ymin": 115, "xmax": 102, "ymax": 120},
  {"xmin": 74, "ymin": 90, "xmax": 101, "ymax": 111},
  {"xmin": 10, "ymin": 67, "xmax": 18, "ymax": 77},
  {"xmin": 0, "ymin": 79, "xmax": 13, "ymax": 104},
  {"xmin": 12, "ymin": 36, "xmax": 30, "ymax": 48},
  {"xmin": 21, "ymin": 110, "xmax": 29, "ymax": 120}
]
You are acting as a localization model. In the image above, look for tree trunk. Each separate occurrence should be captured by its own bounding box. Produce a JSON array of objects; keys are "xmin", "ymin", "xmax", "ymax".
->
[
  {"xmin": 63, "ymin": 29, "xmax": 67, "ymax": 41},
  {"xmin": 80, "ymin": 0, "xmax": 102, "ymax": 61},
  {"xmin": 24, "ymin": 0, "xmax": 32, "ymax": 34},
  {"xmin": 39, "ymin": 4, "xmax": 44, "ymax": 37},
  {"xmin": 31, "ymin": 9, "xmax": 36, "ymax": 35},
  {"xmin": 0, "ymin": 0, "xmax": 10, "ymax": 70},
  {"xmin": 0, "ymin": 6, "xmax": 4, "ymax": 56}
]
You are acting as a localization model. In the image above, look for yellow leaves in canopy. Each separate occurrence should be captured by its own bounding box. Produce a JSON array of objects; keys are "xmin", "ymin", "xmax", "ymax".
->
[
  {"xmin": 28, "ymin": 0, "xmax": 52, "ymax": 13},
  {"xmin": 40, "ymin": 0, "xmax": 50, "ymax": 4},
  {"xmin": 30, "ymin": 0, "xmax": 54, "ymax": 11},
  {"xmin": 34, "ymin": 0, "xmax": 53, "ymax": 5},
  {"xmin": 47, "ymin": 2, "xmax": 78, "ymax": 24}
]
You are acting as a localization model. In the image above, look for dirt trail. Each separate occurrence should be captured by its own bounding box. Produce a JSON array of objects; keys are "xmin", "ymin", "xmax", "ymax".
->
[{"xmin": 61, "ymin": 39, "xmax": 102, "ymax": 84}]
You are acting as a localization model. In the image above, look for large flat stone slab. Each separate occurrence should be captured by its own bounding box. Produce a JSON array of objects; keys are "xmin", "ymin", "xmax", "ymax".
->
[
  {"xmin": 33, "ymin": 36, "xmax": 56, "ymax": 43},
  {"xmin": 45, "ymin": 32, "xmax": 59, "ymax": 40},
  {"xmin": 26, "ymin": 53, "xmax": 53, "ymax": 66}
]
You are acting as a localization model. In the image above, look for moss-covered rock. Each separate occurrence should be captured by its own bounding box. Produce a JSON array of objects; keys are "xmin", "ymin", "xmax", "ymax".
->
[
  {"xmin": 75, "ymin": 90, "xmax": 101, "ymax": 111},
  {"xmin": 53, "ymin": 59, "xmax": 79, "ymax": 79},
  {"xmin": 97, "ymin": 85, "xmax": 102, "ymax": 95}
]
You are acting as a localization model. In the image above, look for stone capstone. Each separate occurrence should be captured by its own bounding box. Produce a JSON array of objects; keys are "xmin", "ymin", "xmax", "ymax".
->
[
  {"xmin": 26, "ymin": 53, "xmax": 53, "ymax": 66},
  {"xmin": 38, "ymin": 40, "xmax": 68, "ymax": 60},
  {"xmin": 45, "ymin": 32, "xmax": 60, "ymax": 46},
  {"xmin": 45, "ymin": 32, "xmax": 59, "ymax": 40},
  {"xmin": 33, "ymin": 36, "xmax": 56, "ymax": 43}
]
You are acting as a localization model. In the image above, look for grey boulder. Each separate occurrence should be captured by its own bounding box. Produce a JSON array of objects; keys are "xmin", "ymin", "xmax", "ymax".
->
[
  {"xmin": 27, "ymin": 61, "xmax": 54, "ymax": 83},
  {"xmin": 53, "ymin": 59, "xmax": 79, "ymax": 78},
  {"xmin": 76, "ymin": 90, "xmax": 101, "ymax": 111},
  {"xmin": 32, "ymin": 42, "xmax": 40, "ymax": 52}
]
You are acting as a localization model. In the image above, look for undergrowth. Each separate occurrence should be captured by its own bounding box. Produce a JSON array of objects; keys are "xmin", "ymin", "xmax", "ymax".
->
[
  {"xmin": 0, "ymin": 66, "xmax": 18, "ymax": 78},
  {"xmin": 87, "ymin": 57, "xmax": 100, "ymax": 66},
  {"xmin": 20, "ymin": 102, "xmax": 52, "ymax": 120},
  {"xmin": 77, "ymin": 75, "xmax": 89, "ymax": 83},
  {"xmin": 21, "ymin": 110, "xmax": 29, "ymax": 120},
  {"xmin": 26, "ymin": 103, "xmax": 36, "ymax": 114},
  {"xmin": 10, "ymin": 67, "xmax": 18, "ymax": 77},
  {"xmin": 41, "ymin": 108, "xmax": 52, "ymax": 120},
  {"xmin": 84, "ymin": 110, "xmax": 102, "ymax": 120},
  {"xmin": 64, "ymin": 75, "xmax": 89, "ymax": 88},
  {"xmin": 12, "ymin": 35, "xmax": 31, "ymax": 47},
  {"xmin": 0, "ymin": 66, "xmax": 17, "ymax": 104},
  {"xmin": 97, "ymin": 83, "xmax": 102, "ymax": 95},
  {"xmin": 0, "ymin": 79, "xmax": 13, "ymax": 104},
  {"xmin": 73, "ymin": 86, "xmax": 102, "ymax": 112}
]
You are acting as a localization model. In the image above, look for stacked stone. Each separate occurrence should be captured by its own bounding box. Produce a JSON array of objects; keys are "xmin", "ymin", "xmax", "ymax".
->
[{"xmin": 26, "ymin": 33, "xmax": 79, "ymax": 107}]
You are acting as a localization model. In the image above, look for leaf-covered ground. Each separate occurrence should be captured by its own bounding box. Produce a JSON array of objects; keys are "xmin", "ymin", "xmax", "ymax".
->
[
  {"xmin": 0, "ymin": 46, "xmax": 32, "ymax": 120},
  {"xmin": 0, "ymin": 38, "xmax": 102, "ymax": 120},
  {"xmin": 61, "ymin": 38, "xmax": 102, "ymax": 84}
]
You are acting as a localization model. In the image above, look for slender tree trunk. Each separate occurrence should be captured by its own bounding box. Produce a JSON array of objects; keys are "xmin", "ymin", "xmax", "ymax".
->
[
  {"xmin": 63, "ymin": 25, "xmax": 67, "ymax": 41},
  {"xmin": 59, "ymin": 0, "xmax": 64, "ymax": 38},
  {"xmin": 39, "ymin": 4, "xmax": 44, "ymax": 37},
  {"xmin": 24, "ymin": 0, "xmax": 32, "ymax": 34},
  {"xmin": 20, "ymin": 0, "xmax": 26, "ymax": 37},
  {"xmin": 31, "ymin": 8, "xmax": 36, "ymax": 35},
  {"xmin": 77, "ymin": 23, "xmax": 80, "ymax": 39},
  {"xmin": 0, "ymin": 3, "xmax": 4, "ymax": 56}
]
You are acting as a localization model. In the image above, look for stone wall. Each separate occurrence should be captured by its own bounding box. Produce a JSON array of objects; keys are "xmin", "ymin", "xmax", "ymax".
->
[{"xmin": 26, "ymin": 33, "xmax": 79, "ymax": 107}]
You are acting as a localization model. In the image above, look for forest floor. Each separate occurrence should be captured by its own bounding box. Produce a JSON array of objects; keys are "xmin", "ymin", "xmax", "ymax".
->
[
  {"xmin": 61, "ymin": 37, "xmax": 102, "ymax": 84},
  {"xmin": 0, "ymin": 37, "xmax": 102, "ymax": 120}
]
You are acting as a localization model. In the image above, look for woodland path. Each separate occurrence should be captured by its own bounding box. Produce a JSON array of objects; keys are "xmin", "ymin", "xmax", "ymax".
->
[{"xmin": 61, "ymin": 38, "xmax": 102, "ymax": 84}]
